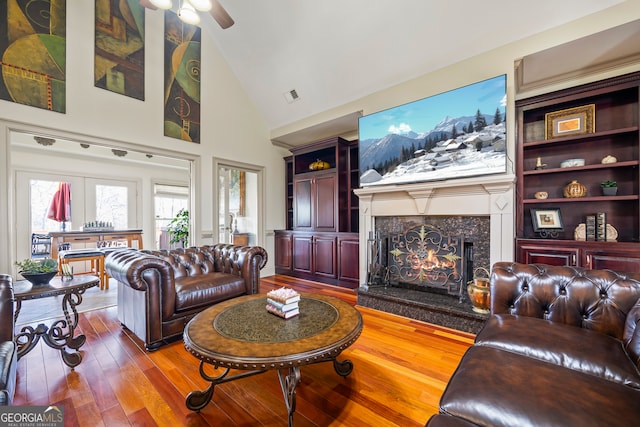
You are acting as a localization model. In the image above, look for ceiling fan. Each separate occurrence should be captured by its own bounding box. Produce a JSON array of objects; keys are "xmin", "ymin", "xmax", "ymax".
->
[{"xmin": 139, "ymin": 0, "xmax": 234, "ymax": 29}]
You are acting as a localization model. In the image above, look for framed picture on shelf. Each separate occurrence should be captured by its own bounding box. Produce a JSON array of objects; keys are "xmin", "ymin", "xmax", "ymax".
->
[
  {"xmin": 545, "ymin": 104, "xmax": 595, "ymax": 139},
  {"xmin": 531, "ymin": 208, "xmax": 564, "ymax": 232}
]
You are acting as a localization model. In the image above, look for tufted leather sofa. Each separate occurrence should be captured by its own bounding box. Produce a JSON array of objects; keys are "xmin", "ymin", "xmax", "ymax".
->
[
  {"xmin": 105, "ymin": 244, "xmax": 268, "ymax": 350},
  {"xmin": 427, "ymin": 262, "xmax": 640, "ymax": 427},
  {"xmin": 0, "ymin": 274, "xmax": 17, "ymax": 406}
]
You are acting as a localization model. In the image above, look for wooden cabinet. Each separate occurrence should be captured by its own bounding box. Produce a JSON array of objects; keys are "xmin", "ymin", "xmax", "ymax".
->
[
  {"xmin": 274, "ymin": 231, "xmax": 293, "ymax": 271},
  {"xmin": 276, "ymin": 136, "xmax": 360, "ymax": 287},
  {"xmin": 287, "ymin": 136, "xmax": 358, "ymax": 233},
  {"xmin": 515, "ymin": 72, "xmax": 640, "ymax": 269},
  {"xmin": 517, "ymin": 239, "xmax": 640, "ymax": 272},
  {"xmin": 294, "ymin": 173, "xmax": 337, "ymax": 231},
  {"xmin": 274, "ymin": 230, "xmax": 358, "ymax": 288}
]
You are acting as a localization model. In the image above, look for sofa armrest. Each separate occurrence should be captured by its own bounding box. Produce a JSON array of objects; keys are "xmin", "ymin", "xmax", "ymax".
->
[
  {"xmin": 210, "ymin": 244, "xmax": 268, "ymax": 294},
  {"xmin": 105, "ymin": 250, "xmax": 177, "ymax": 318}
]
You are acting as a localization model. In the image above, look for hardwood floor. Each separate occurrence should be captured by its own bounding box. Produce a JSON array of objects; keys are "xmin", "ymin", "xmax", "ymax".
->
[{"xmin": 13, "ymin": 275, "xmax": 474, "ymax": 426}]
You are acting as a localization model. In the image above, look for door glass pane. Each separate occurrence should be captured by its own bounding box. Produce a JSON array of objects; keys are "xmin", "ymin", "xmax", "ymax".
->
[
  {"xmin": 154, "ymin": 184, "xmax": 189, "ymax": 249},
  {"xmin": 218, "ymin": 165, "xmax": 258, "ymax": 245},
  {"xmin": 95, "ymin": 185, "xmax": 128, "ymax": 229},
  {"xmin": 30, "ymin": 180, "xmax": 69, "ymax": 233}
]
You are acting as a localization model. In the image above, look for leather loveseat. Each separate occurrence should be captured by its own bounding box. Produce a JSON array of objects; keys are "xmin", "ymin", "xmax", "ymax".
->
[
  {"xmin": 427, "ymin": 262, "xmax": 640, "ymax": 427},
  {"xmin": 105, "ymin": 244, "xmax": 267, "ymax": 350},
  {"xmin": 0, "ymin": 274, "xmax": 17, "ymax": 406}
]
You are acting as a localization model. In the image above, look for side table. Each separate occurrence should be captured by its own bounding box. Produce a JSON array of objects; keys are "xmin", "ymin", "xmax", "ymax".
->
[{"xmin": 13, "ymin": 275, "xmax": 100, "ymax": 368}]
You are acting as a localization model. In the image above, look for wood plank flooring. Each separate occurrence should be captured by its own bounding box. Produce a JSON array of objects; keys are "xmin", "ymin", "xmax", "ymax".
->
[{"xmin": 13, "ymin": 275, "xmax": 474, "ymax": 426}]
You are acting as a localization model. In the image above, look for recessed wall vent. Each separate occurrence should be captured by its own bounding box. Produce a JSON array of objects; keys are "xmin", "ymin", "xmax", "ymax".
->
[{"xmin": 283, "ymin": 89, "xmax": 301, "ymax": 104}]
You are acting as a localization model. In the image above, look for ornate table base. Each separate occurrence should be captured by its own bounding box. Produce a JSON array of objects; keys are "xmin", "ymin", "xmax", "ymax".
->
[
  {"xmin": 186, "ymin": 357, "xmax": 354, "ymax": 426},
  {"xmin": 14, "ymin": 276, "xmax": 99, "ymax": 369}
]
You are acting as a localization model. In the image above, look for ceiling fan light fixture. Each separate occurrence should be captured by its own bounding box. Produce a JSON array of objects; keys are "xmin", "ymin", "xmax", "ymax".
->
[
  {"xmin": 149, "ymin": 0, "xmax": 173, "ymax": 9},
  {"xmin": 178, "ymin": 1, "xmax": 201, "ymax": 25},
  {"xmin": 188, "ymin": 0, "xmax": 212, "ymax": 12}
]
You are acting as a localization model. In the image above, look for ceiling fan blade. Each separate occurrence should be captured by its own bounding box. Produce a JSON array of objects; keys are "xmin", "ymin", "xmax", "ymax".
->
[{"xmin": 210, "ymin": 0, "xmax": 234, "ymax": 29}]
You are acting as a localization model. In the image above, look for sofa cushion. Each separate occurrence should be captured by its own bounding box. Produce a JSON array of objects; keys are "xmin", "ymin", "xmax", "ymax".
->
[
  {"xmin": 475, "ymin": 314, "xmax": 640, "ymax": 388},
  {"xmin": 175, "ymin": 273, "xmax": 246, "ymax": 312},
  {"xmin": 440, "ymin": 346, "xmax": 640, "ymax": 427}
]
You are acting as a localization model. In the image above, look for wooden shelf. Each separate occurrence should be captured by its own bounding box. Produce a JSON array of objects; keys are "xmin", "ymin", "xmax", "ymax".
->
[{"xmin": 516, "ymin": 71, "xmax": 640, "ymax": 264}]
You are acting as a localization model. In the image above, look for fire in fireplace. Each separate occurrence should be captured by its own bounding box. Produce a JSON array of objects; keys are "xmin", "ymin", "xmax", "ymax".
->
[{"xmin": 387, "ymin": 224, "xmax": 466, "ymax": 297}]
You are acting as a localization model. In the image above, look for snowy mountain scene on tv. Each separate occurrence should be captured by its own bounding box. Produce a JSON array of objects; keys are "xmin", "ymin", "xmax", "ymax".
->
[{"xmin": 358, "ymin": 75, "xmax": 507, "ymax": 187}]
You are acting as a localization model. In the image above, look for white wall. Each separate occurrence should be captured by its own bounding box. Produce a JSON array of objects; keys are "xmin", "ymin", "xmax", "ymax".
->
[
  {"xmin": 0, "ymin": 3, "xmax": 289, "ymax": 274},
  {"xmin": 2, "ymin": 2, "xmax": 639, "ymax": 276}
]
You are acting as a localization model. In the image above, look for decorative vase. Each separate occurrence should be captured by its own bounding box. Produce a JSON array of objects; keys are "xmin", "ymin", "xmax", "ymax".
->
[
  {"xmin": 602, "ymin": 186, "xmax": 618, "ymax": 196},
  {"xmin": 20, "ymin": 271, "xmax": 57, "ymax": 286},
  {"xmin": 467, "ymin": 268, "xmax": 490, "ymax": 314},
  {"xmin": 563, "ymin": 180, "xmax": 586, "ymax": 198}
]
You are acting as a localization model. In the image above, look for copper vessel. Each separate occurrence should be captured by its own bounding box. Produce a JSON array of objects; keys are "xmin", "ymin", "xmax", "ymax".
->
[
  {"xmin": 563, "ymin": 180, "xmax": 586, "ymax": 198},
  {"xmin": 467, "ymin": 267, "xmax": 490, "ymax": 314}
]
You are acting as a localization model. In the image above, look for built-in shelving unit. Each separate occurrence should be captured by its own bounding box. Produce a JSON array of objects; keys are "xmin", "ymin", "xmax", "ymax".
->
[
  {"xmin": 515, "ymin": 71, "xmax": 640, "ymax": 271},
  {"xmin": 277, "ymin": 137, "xmax": 360, "ymax": 287}
]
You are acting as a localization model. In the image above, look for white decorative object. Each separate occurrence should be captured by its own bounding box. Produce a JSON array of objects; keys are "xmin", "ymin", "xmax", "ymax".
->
[
  {"xmin": 560, "ymin": 158, "xmax": 585, "ymax": 168},
  {"xmin": 601, "ymin": 155, "xmax": 618, "ymax": 164}
]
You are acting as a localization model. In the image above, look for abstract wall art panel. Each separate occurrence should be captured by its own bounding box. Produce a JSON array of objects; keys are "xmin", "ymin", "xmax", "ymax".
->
[
  {"xmin": 94, "ymin": 0, "xmax": 145, "ymax": 100},
  {"xmin": 163, "ymin": 11, "xmax": 200, "ymax": 143},
  {"xmin": 0, "ymin": 0, "xmax": 67, "ymax": 113}
]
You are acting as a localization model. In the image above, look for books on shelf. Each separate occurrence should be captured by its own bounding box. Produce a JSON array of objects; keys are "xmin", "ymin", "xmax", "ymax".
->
[{"xmin": 266, "ymin": 287, "xmax": 300, "ymax": 319}]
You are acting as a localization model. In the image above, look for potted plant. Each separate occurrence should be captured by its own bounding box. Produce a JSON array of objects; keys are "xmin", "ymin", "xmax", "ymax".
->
[
  {"xmin": 601, "ymin": 180, "xmax": 618, "ymax": 196},
  {"xmin": 16, "ymin": 258, "xmax": 59, "ymax": 286},
  {"xmin": 167, "ymin": 209, "xmax": 190, "ymax": 247}
]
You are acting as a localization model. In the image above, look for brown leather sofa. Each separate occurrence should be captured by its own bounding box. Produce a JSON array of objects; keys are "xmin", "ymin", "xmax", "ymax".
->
[
  {"xmin": 427, "ymin": 262, "xmax": 640, "ymax": 427},
  {"xmin": 105, "ymin": 244, "xmax": 268, "ymax": 350},
  {"xmin": 0, "ymin": 274, "xmax": 17, "ymax": 406}
]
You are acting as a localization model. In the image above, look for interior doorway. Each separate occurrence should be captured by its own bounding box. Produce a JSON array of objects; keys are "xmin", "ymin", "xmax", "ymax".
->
[{"xmin": 217, "ymin": 161, "xmax": 263, "ymax": 246}]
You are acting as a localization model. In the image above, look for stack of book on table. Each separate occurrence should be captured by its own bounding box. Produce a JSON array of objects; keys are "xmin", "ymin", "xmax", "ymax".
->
[{"xmin": 266, "ymin": 287, "xmax": 301, "ymax": 319}]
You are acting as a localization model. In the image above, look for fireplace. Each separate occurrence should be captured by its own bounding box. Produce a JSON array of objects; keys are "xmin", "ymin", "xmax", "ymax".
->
[
  {"xmin": 385, "ymin": 223, "xmax": 466, "ymax": 297},
  {"xmin": 354, "ymin": 173, "xmax": 515, "ymax": 333}
]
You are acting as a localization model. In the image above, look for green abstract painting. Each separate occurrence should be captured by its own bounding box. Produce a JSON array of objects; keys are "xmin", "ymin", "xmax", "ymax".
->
[
  {"xmin": 0, "ymin": 0, "xmax": 66, "ymax": 113},
  {"xmin": 164, "ymin": 11, "xmax": 200, "ymax": 143},
  {"xmin": 95, "ymin": 0, "xmax": 145, "ymax": 100}
]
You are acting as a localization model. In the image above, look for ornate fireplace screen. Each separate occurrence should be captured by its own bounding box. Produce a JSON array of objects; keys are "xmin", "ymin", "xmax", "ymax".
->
[{"xmin": 388, "ymin": 224, "xmax": 464, "ymax": 296}]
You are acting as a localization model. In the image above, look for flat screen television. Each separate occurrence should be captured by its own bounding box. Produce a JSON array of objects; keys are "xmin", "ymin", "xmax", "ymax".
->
[{"xmin": 358, "ymin": 74, "xmax": 507, "ymax": 187}]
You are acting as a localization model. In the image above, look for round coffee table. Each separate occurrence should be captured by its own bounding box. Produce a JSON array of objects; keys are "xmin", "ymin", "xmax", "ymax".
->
[{"xmin": 183, "ymin": 293, "xmax": 363, "ymax": 426}]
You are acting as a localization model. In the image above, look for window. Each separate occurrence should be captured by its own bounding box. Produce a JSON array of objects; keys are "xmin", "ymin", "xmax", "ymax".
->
[{"xmin": 154, "ymin": 184, "xmax": 189, "ymax": 249}]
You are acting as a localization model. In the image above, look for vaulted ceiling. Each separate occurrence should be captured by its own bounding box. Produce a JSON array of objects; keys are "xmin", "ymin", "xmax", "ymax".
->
[{"xmin": 197, "ymin": 0, "xmax": 625, "ymax": 136}]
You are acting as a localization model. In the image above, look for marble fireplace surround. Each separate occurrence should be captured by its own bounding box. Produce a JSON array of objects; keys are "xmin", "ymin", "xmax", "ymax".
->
[{"xmin": 354, "ymin": 173, "xmax": 516, "ymax": 288}]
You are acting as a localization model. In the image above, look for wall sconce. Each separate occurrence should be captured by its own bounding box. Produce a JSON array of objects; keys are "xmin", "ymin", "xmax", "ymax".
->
[
  {"xmin": 112, "ymin": 149, "xmax": 128, "ymax": 157},
  {"xmin": 80, "ymin": 143, "xmax": 90, "ymax": 149}
]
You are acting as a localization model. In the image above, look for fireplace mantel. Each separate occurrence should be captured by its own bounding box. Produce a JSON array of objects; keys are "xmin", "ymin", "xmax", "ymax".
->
[{"xmin": 354, "ymin": 173, "xmax": 516, "ymax": 286}]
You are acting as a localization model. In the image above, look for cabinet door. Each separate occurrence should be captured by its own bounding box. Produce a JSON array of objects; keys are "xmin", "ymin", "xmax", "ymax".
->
[
  {"xmin": 274, "ymin": 232, "xmax": 292, "ymax": 271},
  {"xmin": 338, "ymin": 237, "xmax": 360, "ymax": 287},
  {"xmin": 584, "ymin": 250, "xmax": 640, "ymax": 273},
  {"xmin": 313, "ymin": 235, "xmax": 337, "ymax": 278},
  {"xmin": 517, "ymin": 242, "xmax": 580, "ymax": 266},
  {"xmin": 314, "ymin": 174, "xmax": 337, "ymax": 231},
  {"xmin": 292, "ymin": 235, "xmax": 313, "ymax": 274},
  {"xmin": 294, "ymin": 178, "xmax": 312, "ymax": 229}
]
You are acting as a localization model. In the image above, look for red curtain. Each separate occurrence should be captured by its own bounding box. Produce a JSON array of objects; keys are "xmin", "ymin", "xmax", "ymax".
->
[{"xmin": 47, "ymin": 182, "xmax": 71, "ymax": 223}]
